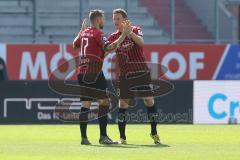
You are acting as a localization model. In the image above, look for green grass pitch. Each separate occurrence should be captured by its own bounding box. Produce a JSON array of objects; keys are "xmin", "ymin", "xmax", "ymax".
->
[{"xmin": 0, "ymin": 124, "xmax": 240, "ymax": 160}]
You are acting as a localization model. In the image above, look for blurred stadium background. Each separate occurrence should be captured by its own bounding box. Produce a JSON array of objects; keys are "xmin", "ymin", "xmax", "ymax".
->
[
  {"xmin": 0, "ymin": 0, "xmax": 240, "ymax": 160},
  {"xmin": 0, "ymin": 0, "xmax": 239, "ymax": 43}
]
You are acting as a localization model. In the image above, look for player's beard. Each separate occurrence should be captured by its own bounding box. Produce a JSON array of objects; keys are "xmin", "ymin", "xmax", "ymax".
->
[{"xmin": 99, "ymin": 24, "xmax": 104, "ymax": 29}]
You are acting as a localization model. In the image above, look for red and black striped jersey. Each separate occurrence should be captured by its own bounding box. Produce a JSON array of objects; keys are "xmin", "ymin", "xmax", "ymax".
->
[
  {"xmin": 73, "ymin": 27, "xmax": 108, "ymax": 75},
  {"xmin": 108, "ymin": 26, "xmax": 149, "ymax": 76}
]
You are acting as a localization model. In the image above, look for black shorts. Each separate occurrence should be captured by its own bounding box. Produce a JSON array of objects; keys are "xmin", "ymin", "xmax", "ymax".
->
[
  {"xmin": 118, "ymin": 71, "xmax": 152, "ymax": 99},
  {"xmin": 77, "ymin": 72, "xmax": 107, "ymax": 101}
]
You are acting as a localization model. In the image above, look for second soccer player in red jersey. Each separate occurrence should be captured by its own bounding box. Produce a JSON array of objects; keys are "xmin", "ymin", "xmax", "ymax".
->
[{"xmin": 108, "ymin": 8, "xmax": 161, "ymax": 145}]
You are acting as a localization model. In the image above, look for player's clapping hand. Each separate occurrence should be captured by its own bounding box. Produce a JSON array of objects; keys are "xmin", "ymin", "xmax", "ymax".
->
[
  {"xmin": 122, "ymin": 20, "xmax": 132, "ymax": 36},
  {"xmin": 81, "ymin": 18, "xmax": 87, "ymax": 31},
  {"xmin": 125, "ymin": 20, "xmax": 133, "ymax": 29}
]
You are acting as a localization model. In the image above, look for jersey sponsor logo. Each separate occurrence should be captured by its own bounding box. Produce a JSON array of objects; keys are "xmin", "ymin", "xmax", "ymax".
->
[{"xmin": 118, "ymin": 39, "xmax": 134, "ymax": 52}]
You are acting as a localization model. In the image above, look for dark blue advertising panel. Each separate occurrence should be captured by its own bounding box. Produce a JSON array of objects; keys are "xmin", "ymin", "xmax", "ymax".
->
[
  {"xmin": 216, "ymin": 45, "xmax": 240, "ymax": 80},
  {"xmin": 0, "ymin": 81, "xmax": 193, "ymax": 124}
]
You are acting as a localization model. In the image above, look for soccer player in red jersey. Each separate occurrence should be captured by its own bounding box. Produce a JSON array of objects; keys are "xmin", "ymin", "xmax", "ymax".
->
[
  {"xmin": 108, "ymin": 8, "xmax": 161, "ymax": 144},
  {"xmin": 73, "ymin": 9, "xmax": 131, "ymax": 145}
]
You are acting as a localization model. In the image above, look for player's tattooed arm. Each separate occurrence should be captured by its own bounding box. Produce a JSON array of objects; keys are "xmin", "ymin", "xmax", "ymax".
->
[
  {"xmin": 73, "ymin": 18, "xmax": 87, "ymax": 49},
  {"xmin": 104, "ymin": 21, "xmax": 132, "ymax": 55},
  {"xmin": 127, "ymin": 20, "xmax": 144, "ymax": 47}
]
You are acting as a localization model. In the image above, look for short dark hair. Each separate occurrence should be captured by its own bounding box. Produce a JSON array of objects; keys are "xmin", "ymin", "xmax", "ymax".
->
[
  {"xmin": 113, "ymin": 8, "xmax": 128, "ymax": 18},
  {"xmin": 89, "ymin": 9, "xmax": 104, "ymax": 21}
]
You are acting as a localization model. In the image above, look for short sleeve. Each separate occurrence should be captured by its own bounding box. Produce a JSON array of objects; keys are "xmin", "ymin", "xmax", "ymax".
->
[{"xmin": 133, "ymin": 27, "xmax": 143, "ymax": 37}]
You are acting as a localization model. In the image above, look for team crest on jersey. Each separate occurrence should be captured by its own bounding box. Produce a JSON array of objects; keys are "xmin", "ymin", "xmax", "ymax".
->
[{"xmin": 102, "ymin": 36, "xmax": 108, "ymax": 43}]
